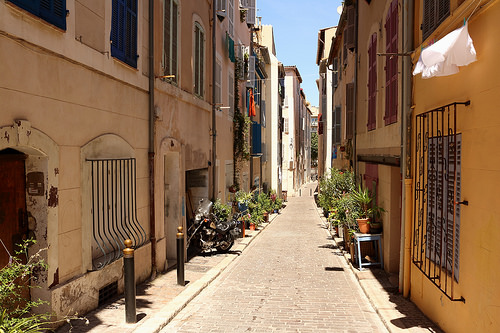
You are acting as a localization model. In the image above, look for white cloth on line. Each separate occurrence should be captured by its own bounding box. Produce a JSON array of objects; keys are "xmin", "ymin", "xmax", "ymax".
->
[{"xmin": 413, "ymin": 22, "xmax": 477, "ymax": 79}]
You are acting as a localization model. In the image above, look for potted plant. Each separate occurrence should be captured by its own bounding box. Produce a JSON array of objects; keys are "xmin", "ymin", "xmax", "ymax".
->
[
  {"xmin": 235, "ymin": 190, "xmax": 252, "ymax": 212},
  {"xmin": 351, "ymin": 185, "xmax": 373, "ymax": 233},
  {"xmin": 273, "ymin": 197, "xmax": 283, "ymax": 213},
  {"xmin": 213, "ymin": 199, "xmax": 231, "ymax": 223},
  {"xmin": 257, "ymin": 192, "xmax": 272, "ymax": 222},
  {"xmin": 368, "ymin": 204, "xmax": 386, "ymax": 234}
]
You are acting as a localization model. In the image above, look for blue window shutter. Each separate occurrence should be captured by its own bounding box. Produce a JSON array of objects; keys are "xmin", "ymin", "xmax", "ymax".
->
[
  {"xmin": 40, "ymin": 0, "xmax": 66, "ymax": 30},
  {"xmin": 8, "ymin": 0, "xmax": 66, "ymax": 30},
  {"xmin": 251, "ymin": 121, "xmax": 262, "ymax": 155},
  {"xmin": 111, "ymin": 0, "xmax": 137, "ymax": 68}
]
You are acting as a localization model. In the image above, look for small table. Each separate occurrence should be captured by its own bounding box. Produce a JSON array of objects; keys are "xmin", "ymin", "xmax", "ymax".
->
[{"xmin": 353, "ymin": 233, "xmax": 383, "ymax": 270}]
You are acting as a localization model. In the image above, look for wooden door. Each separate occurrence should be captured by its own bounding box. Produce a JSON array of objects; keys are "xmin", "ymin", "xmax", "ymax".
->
[{"xmin": 0, "ymin": 150, "xmax": 28, "ymax": 269}]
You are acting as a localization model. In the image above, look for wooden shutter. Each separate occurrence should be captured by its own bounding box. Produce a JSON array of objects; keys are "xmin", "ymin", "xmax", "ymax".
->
[
  {"xmin": 333, "ymin": 58, "xmax": 339, "ymax": 88},
  {"xmin": 422, "ymin": 0, "xmax": 450, "ymax": 40},
  {"xmin": 346, "ymin": 5, "xmax": 355, "ymax": 50},
  {"xmin": 111, "ymin": 0, "xmax": 137, "ymax": 68},
  {"xmin": 247, "ymin": 55, "xmax": 256, "ymax": 87},
  {"xmin": 245, "ymin": 0, "xmax": 256, "ymax": 25},
  {"xmin": 385, "ymin": 0, "xmax": 398, "ymax": 125},
  {"xmin": 334, "ymin": 106, "xmax": 341, "ymax": 144},
  {"xmin": 346, "ymin": 83, "xmax": 354, "ymax": 139},
  {"xmin": 10, "ymin": 0, "xmax": 66, "ymax": 30},
  {"xmin": 40, "ymin": 0, "xmax": 66, "ymax": 30},
  {"xmin": 367, "ymin": 33, "xmax": 377, "ymax": 131},
  {"xmin": 173, "ymin": 2, "xmax": 178, "ymax": 79}
]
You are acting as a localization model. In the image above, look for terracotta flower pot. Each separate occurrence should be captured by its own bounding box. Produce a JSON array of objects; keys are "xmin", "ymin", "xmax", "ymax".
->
[
  {"xmin": 356, "ymin": 218, "xmax": 371, "ymax": 234},
  {"xmin": 249, "ymin": 222, "xmax": 256, "ymax": 230}
]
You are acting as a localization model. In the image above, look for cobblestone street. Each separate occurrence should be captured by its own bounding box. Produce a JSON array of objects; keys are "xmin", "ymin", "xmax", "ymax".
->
[{"xmin": 161, "ymin": 183, "xmax": 388, "ymax": 333}]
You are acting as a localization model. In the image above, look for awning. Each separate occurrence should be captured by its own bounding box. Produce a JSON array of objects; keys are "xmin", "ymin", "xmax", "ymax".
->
[{"xmin": 413, "ymin": 22, "xmax": 476, "ymax": 79}]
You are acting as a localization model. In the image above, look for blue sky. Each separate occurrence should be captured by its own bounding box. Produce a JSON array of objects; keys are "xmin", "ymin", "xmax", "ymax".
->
[{"xmin": 257, "ymin": 0, "xmax": 342, "ymax": 107}]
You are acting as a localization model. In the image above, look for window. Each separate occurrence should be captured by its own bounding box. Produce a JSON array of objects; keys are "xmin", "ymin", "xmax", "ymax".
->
[
  {"xmin": 8, "ymin": 0, "xmax": 66, "ymax": 30},
  {"xmin": 333, "ymin": 58, "xmax": 339, "ymax": 89},
  {"xmin": 385, "ymin": 0, "xmax": 398, "ymax": 125},
  {"xmin": 228, "ymin": 71, "xmax": 234, "ymax": 118},
  {"xmin": 284, "ymin": 118, "xmax": 289, "ymax": 134},
  {"xmin": 368, "ymin": 33, "xmax": 377, "ymax": 131},
  {"xmin": 333, "ymin": 106, "xmax": 341, "ymax": 145},
  {"xmin": 194, "ymin": 22, "xmax": 205, "ymax": 97},
  {"xmin": 216, "ymin": 0, "xmax": 226, "ymax": 18},
  {"xmin": 413, "ymin": 102, "xmax": 467, "ymax": 302},
  {"xmin": 163, "ymin": 0, "xmax": 178, "ymax": 83},
  {"xmin": 241, "ymin": 0, "xmax": 256, "ymax": 25},
  {"xmin": 88, "ymin": 158, "xmax": 147, "ymax": 270},
  {"xmin": 228, "ymin": 0, "xmax": 234, "ymax": 37},
  {"xmin": 346, "ymin": 82, "xmax": 354, "ymax": 139},
  {"xmin": 422, "ymin": 0, "xmax": 450, "ymax": 40},
  {"xmin": 111, "ymin": 0, "xmax": 138, "ymax": 68},
  {"xmin": 345, "ymin": 5, "xmax": 355, "ymax": 50},
  {"xmin": 215, "ymin": 58, "xmax": 222, "ymax": 105}
]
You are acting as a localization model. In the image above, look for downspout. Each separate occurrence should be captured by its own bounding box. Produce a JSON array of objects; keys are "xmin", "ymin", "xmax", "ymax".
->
[
  {"xmin": 148, "ymin": 0, "xmax": 157, "ymax": 277},
  {"xmin": 399, "ymin": 0, "xmax": 414, "ymax": 298},
  {"xmin": 211, "ymin": 0, "xmax": 217, "ymax": 201},
  {"xmin": 353, "ymin": 1, "xmax": 359, "ymax": 177}
]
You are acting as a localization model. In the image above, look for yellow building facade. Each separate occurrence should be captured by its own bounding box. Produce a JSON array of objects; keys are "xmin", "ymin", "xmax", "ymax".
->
[{"xmin": 408, "ymin": 0, "xmax": 500, "ymax": 331}]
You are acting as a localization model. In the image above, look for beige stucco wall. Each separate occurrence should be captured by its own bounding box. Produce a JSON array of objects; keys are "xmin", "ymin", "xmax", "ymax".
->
[{"xmin": 1, "ymin": 0, "xmax": 150, "ymax": 319}]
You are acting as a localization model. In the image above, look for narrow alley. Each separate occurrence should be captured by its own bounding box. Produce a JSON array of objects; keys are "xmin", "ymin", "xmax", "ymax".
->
[{"xmin": 161, "ymin": 183, "xmax": 387, "ymax": 332}]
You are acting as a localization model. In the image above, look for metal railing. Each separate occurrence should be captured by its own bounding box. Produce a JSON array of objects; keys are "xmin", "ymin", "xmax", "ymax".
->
[
  {"xmin": 88, "ymin": 158, "xmax": 147, "ymax": 270},
  {"xmin": 413, "ymin": 101, "xmax": 468, "ymax": 302}
]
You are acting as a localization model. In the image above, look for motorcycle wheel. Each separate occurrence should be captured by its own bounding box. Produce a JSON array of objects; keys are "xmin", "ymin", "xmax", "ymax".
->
[{"xmin": 216, "ymin": 233, "xmax": 234, "ymax": 253}]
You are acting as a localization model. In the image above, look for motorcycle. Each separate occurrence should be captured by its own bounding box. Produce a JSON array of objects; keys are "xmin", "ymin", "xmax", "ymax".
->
[{"xmin": 186, "ymin": 199, "xmax": 240, "ymax": 252}]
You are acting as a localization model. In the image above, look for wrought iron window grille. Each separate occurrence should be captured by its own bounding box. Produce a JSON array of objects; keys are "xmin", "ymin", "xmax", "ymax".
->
[
  {"xmin": 413, "ymin": 101, "xmax": 470, "ymax": 303},
  {"xmin": 88, "ymin": 158, "xmax": 147, "ymax": 270}
]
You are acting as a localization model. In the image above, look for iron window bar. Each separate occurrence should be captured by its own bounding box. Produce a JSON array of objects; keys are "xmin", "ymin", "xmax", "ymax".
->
[
  {"xmin": 413, "ymin": 101, "xmax": 469, "ymax": 303},
  {"xmin": 88, "ymin": 158, "xmax": 147, "ymax": 270}
]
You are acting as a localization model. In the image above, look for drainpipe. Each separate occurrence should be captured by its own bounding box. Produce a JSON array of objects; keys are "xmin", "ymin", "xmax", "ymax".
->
[
  {"xmin": 211, "ymin": 0, "xmax": 217, "ymax": 201},
  {"xmin": 148, "ymin": 0, "xmax": 157, "ymax": 277},
  {"xmin": 353, "ymin": 1, "xmax": 359, "ymax": 178},
  {"xmin": 399, "ymin": 0, "xmax": 414, "ymax": 298}
]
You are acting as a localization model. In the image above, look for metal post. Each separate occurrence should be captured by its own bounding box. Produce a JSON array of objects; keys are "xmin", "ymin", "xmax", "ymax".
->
[
  {"xmin": 176, "ymin": 226, "xmax": 185, "ymax": 286},
  {"xmin": 123, "ymin": 239, "xmax": 136, "ymax": 324}
]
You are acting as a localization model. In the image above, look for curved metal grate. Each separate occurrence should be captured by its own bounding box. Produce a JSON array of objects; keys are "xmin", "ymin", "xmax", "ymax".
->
[{"xmin": 88, "ymin": 158, "xmax": 147, "ymax": 270}]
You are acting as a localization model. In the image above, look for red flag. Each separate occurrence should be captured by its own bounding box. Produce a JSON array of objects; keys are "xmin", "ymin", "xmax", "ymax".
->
[{"xmin": 249, "ymin": 89, "xmax": 256, "ymax": 117}]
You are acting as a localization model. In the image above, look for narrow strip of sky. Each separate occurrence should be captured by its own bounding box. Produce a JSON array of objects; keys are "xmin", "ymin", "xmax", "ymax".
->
[{"xmin": 258, "ymin": 0, "xmax": 342, "ymax": 107}]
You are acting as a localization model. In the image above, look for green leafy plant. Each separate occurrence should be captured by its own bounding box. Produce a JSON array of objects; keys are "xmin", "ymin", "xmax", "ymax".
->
[
  {"xmin": 351, "ymin": 185, "xmax": 373, "ymax": 219},
  {"xmin": 273, "ymin": 197, "xmax": 283, "ymax": 212},
  {"xmin": 232, "ymin": 57, "xmax": 251, "ymax": 189},
  {"xmin": 0, "ymin": 239, "xmax": 87, "ymax": 332},
  {"xmin": 257, "ymin": 192, "xmax": 272, "ymax": 213},
  {"xmin": 213, "ymin": 199, "xmax": 231, "ymax": 223}
]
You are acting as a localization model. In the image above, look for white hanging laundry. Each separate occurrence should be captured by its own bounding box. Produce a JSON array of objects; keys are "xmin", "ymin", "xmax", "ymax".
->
[{"xmin": 413, "ymin": 22, "xmax": 477, "ymax": 78}]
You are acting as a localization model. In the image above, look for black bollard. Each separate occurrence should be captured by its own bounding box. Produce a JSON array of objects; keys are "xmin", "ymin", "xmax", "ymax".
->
[
  {"xmin": 123, "ymin": 239, "xmax": 136, "ymax": 324},
  {"xmin": 177, "ymin": 226, "xmax": 185, "ymax": 286}
]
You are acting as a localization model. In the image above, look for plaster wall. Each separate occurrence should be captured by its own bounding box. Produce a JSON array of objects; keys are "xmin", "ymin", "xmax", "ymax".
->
[
  {"xmin": 0, "ymin": 0, "xmax": 150, "ymax": 319},
  {"xmin": 356, "ymin": 0, "xmax": 402, "ymax": 154},
  {"xmin": 410, "ymin": 1, "xmax": 500, "ymax": 331}
]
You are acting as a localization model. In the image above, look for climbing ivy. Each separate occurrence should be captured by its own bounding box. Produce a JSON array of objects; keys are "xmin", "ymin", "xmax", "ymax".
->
[{"xmin": 233, "ymin": 56, "xmax": 251, "ymax": 190}]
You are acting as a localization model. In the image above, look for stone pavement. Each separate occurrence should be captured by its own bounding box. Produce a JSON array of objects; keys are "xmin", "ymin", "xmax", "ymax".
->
[
  {"xmin": 161, "ymin": 182, "xmax": 387, "ymax": 332},
  {"xmin": 57, "ymin": 182, "xmax": 442, "ymax": 333}
]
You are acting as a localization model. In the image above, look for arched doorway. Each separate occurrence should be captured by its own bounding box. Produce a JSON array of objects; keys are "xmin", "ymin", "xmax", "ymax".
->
[{"xmin": 0, "ymin": 148, "xmax": 28, "ymax": 269}]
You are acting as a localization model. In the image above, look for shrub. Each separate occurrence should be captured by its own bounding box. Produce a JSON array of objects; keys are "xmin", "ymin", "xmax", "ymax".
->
[
  {"xmin": 213, "ymin": 199, "xmax": 231, "ymax": 222},
  {"xmin": 0, "ymin": 239, "xmax": 88, "ymax": 332}
]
